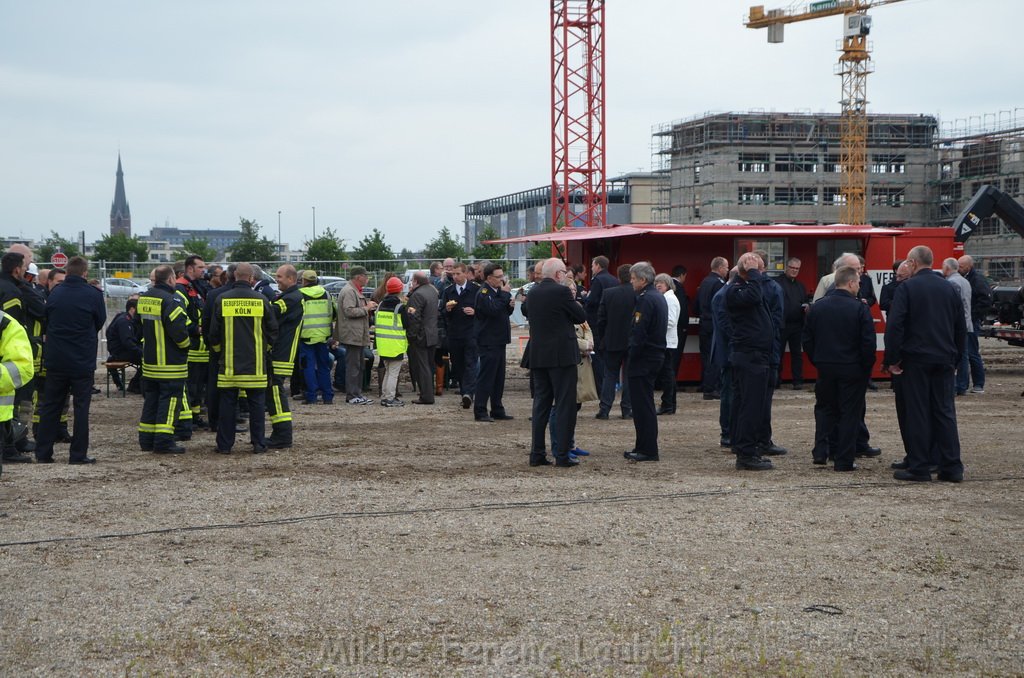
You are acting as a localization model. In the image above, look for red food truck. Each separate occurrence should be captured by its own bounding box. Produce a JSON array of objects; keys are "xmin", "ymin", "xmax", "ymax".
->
[{"xmin": 493, "ymin": 223, "xmax": 959, "ymax": 383}]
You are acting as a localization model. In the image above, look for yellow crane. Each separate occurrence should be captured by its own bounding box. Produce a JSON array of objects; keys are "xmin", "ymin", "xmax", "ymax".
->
[{"xmin": 746, "ymin": 0, "xmax": 907, "ymax": 225}]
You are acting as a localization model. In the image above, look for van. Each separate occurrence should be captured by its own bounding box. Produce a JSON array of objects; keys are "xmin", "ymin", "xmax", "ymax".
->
[{"xmin": 401, "ymin": 269, "xmax": 431, "ymax": 295}]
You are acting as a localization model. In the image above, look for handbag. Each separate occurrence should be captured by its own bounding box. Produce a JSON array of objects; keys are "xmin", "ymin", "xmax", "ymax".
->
[{"xmin": 576, "ymin": 354, "xmax": 599, "ymax": 403}]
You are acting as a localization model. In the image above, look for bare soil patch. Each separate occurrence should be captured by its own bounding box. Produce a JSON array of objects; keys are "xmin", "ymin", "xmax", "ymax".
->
[{"xmin": 2, "ymin": 338, "xmax": 1023, "ymax": 676}]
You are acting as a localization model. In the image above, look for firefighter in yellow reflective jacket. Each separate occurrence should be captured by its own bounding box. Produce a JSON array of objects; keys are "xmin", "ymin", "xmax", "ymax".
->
[
  {"xmin": 0, "ymin": 308, "xmax": 35, "ymax": 476},
  {"xmin": 297, "ymin": 270, "xmax": 338, "ymax": 404},
  {"xmin": 138, "ymin": 265, "xmax": 192, "ymax": 454},
  {"xmin": 208, "ymin": 263, "xmax": 278, "ymax": 454},
  {"xmin": 266, "ymin": 265, "xmax": 304, "ymax": 448},
  {"xmin": 376, "ymin": 277, "xmax": 408, "ymax": 406},
  {"xmin": 175, "ymin": 255, "xmax": 208, "ymax": 432}
]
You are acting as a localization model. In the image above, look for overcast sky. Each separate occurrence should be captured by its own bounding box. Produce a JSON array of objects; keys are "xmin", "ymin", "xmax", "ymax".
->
[{"xmin": 2, "ymin": 0, "xmax": 1021, "ymax": 252}]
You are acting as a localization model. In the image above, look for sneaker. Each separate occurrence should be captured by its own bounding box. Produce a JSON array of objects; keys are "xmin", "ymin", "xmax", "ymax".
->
[
  {"xmin": 970, "ymin": 386, "xmax": 985, "ymax": 394},
  {"xmin": 381, "ymin": 398, "xmax": 405, "ymax": 407},
  {"xmin": 346, "ymin": 396, "xmax": 374, "ymax": 405},
  {"xmin": 736, "ymin": 455, "xmax": 774, "ymax": 471},
  {"xmin": 568, "ymin": 447, "xmax": 590, "ymax": 457}
]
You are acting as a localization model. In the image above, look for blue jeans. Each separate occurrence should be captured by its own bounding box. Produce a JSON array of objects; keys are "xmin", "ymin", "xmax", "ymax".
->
[
  {"xmin": 300, "ymin": 342, "xmax": 334, "ymax": 403},
  {"xmin": 329, "ymin": 344, "xmax": 347, "ymax": 388},
  {"xmin": 963, "ymin": 320, "xmax": 985, "ymax": 389}
]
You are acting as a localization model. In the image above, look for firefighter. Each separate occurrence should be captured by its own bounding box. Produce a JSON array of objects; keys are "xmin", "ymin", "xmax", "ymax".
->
[
  {"xmin": 0, "ymin": 251, "xmax": 45, "ymax": 463},
  {"xmin": 266, "ymin": 265, "xmax": 303, "ymax": 449},
  {"xmin": 175, "ymin": 255, "xmax": 208, "ymax": 432},
  {"xmin": 137, "ymin": 265, "xmax": 192, "ymax": 454},
  {"xmin": 208, "ymin": 262, "xmax": 278, "ymax": 454},
  {"xmin": 0, "ymin": 308, "xmax": 35, "ymax": 475}
]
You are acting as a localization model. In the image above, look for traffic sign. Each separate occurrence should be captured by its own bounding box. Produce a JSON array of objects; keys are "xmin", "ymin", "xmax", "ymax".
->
[{"xmin": 50, "ymin": 252, "xmax": 68, "ymax": 268}]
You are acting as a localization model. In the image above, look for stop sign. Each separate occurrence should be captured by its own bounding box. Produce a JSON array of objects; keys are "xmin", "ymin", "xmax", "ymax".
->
[{"xmin": 50, "ymin": 252, "xmax": 68, "ymax": 268}]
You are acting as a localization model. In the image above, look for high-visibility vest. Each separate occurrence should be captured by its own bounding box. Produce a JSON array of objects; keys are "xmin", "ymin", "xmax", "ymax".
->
[
  {"xmin": 0, "ymin": 309, "xmax": 34, "ymax": 422},
  {"xmin": 374, "ymin": 306, "xmax": 407, "ymax": 358},
  {"xmin": 300, "ymin": 287, "xmax": 333, "ymax": 343}
]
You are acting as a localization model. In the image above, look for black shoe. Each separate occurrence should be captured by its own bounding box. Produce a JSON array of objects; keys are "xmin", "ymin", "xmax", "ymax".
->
[
  {"xmin": 834, "ymin": 463, "xmax": 859, "ymax": 472},
  {"xmin": 757, "ymin": 443, "xmax": 788, "ymax": 456},
  {"xmin": 154, "ymin": 445, "xmax": 186, "ymax": 454},
  {"xmin": 2, "ymin": 453, "xmax": 32, "ymax": 463},
  {"xmin": 703, "ymin": 392, "xmax": 721, "ymax": 401},
  {"xmin": 792, "ymin": 383, "xmax": 804, "ymax": 391},
  {"xmin": 56, "ymin": 432, "xmax": 74, "ymax": 444},
  {"xmin": 736, "ymin": 455, "xmax": 773, "ymax": 471},
  {"xmin": 937, "ymin": 470, "xmax": 963, "ymax": 483},
  {"xmin": 252, "ymin": 445, "xmax": 268, "ymax": 454},
  {"xmin": 266, "ymin": 440, "xmax": 292, "ymax": 449},
  {"xmin": 625, "ymin": 452, "xmax": 660, "ymax": 462},
  {"xmin": 856, "ymin": 447, "xmax": 882, "ymax": 458},
  {"xmin": 193, "ymin": 416, "xmax": 208, "ymax": 428},
  {"xmin": 891, "ymin": 459, "xmax": 909, "ymax": 470},
  {"xmin": 412, "ymin": 398, "xmax": 434, "ymax": 405},
  {"xmin": 461, "ymin": 395, "xmax": 472, "ymax": 409},
  {"xmin": 215, "ymin": 448, "xmax": 232, "ymax": 455},
  {"xmin": 140, "ymin": 445, "xmax": 153, "ymax": 452},
  {"xmin": 720, "ymin": 437, "xmax": 731, "ymax": 447},
  {"xmin": 595, "ymin": 410, "xmax": 610, "ymax": 420},
  {"xmin": 69, "ymin": 457, "xmax": 96, "ymax": 465},
  {"xmin": 554, "ymin": 458, "xmax": 580, "ymax": 468},
  {"xmin": 893, "ymin": 469, "xmax": 931, "ymax": 482},
  {"xmin": 620, "ymin": 411, "xmax": 633, "ymax": 419},
  {"xmin": 475, "ymin": 415, "xmax": 494, "ymax": 422},
  {"xmin": 529, "ymin": 457, "xmax": 553, "ymax": 467},
  {"xmin": 812, "ymin": 457, "xmax": 827, "ymax": 465},
  {"xmin": 15, "ymin": 438, "xmax": 36, "ymax": 452},
  {"xmin": 656, "ymin": 407, "xmax": 675, "ymax": 416},
  {"xmin": 175, "ymin": 434, "xmax": 192, "ymax": 442},
  {"xmin": 35, "ymin": 457, "xmax": 54, "ymax": 464},
  {"xmin": 492, "ymin": 414, "xmax": 514, "ymax": 420}
]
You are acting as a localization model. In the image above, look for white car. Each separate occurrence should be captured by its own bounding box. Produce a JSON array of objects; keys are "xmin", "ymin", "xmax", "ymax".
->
[{"xmin": 102, "ymin": 278, "xmax": 147, "ymax": 298}]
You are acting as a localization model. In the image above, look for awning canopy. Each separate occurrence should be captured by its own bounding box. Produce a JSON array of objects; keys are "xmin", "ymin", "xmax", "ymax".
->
[{"xmin": 485, "ymin": 223, "xmax": 910, "ymax": 244}]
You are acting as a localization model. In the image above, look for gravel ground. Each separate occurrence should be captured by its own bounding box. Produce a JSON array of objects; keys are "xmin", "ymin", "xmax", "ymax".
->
[{"xmin": 1, "ymin": 338, "xmax": 1023, "ymax": 676}]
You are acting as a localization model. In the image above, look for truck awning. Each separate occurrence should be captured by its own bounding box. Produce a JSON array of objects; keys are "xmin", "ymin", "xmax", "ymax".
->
[{"xmin": 485, "ymin": 223, "xmax": 910, "ymax": 244}]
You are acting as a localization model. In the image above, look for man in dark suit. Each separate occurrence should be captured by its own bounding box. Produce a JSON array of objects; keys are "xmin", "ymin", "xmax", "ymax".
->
[
  {"xmin": 803, "ymin": 266, "xmax": 876, "ymax": 472},
  {"xmin": 523, "ymin": 258, "xmax": 587, "ymax": 467},
  {"xmin": 624, "ymin": 262, "xmax": 667, "ymax": 462},
  {"xmin": 884, "ymin": 245, "xmax": 966, "ymax": 482},
  {"xmin": 441, "ymin": 262, "xmax": 480, "ymax": 409},
  {"xmin": 695, "ymin": 256, "xmax": 729, "ymax": 399},
  {"xmin": 405, "ymin": 272, "xmax": 440, "ymax": 404},
  {"xmin": 473, "ymin": 262, "xmax": 514, "ymax": 422},
  {"xmin": 595, "ymin": 264, "xmax": 634, "ymax": 419},
  {"xmin": 778, "ymin": 257, "xmax": 808, "ymax": 389},
  {"xmin": 584, "ymin": 255, "xmax": 617, "ymax": 394},
  {"xmin": 670, "ymin": 265, "xmax": 689, "ymax": 386}
]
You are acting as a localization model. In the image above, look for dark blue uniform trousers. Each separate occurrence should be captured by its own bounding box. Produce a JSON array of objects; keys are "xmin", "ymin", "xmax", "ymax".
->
[
  {"xmin": 627, "ymin": 352, "xmax": 663, "ymax": 457},
  {"xmin": 811, "ymin": 365, "xmax": 867, "ymax": 469},
  {"xmin": 474, "ymin": 344, "xmax": 507, "ymax": 418},
  {"xmin": 530, "ymin": 364, "xmax": 577, "ymax": 463},
  {"xmin": 598, "ymin": 349, "xmax": 631, "ymax": 415},
  {"xmin": 731, "ymin": 351, "xmax": 770, "ymax": 458},
  {"xmin": 217, "ymin": 388, "xmax": 267, "ymax": 451},
  {"xmin": 34, "ymin": 372, "xmax": 93, "ymax": 462},
  {"xmin": 900, "ymin": 362, "xmax": 962, "ymax": 477}
]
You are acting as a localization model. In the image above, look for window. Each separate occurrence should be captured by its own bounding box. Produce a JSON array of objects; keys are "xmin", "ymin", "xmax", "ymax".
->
[
  {"xmin": 775, "ymin": 153, "xmax": 817, "ymax": 172},
  {"xmin": 870, "ymin": 153, "xmax": 906, "ymax": 174},
  {"xmin": 775, "ymin": 186, "xmax": 818, "ymax": 205},
  {"xmin": 1007, "ymin": 177, "xmax": 1020, "ymax": 196},
  {"xmin": 823, "ymin": 186, "xmax": 845, "ymax": 205},
  {"xmin": 735, "ymin": 238, "xmax": 787, "ymax": 274},
  {"xmin": 737, "ymin": 186, "xmax": 769, "ymax": 205},
  {"xmin": 738, "ymin": 153, "xmax": 769, "ymax": 173},
  {"xmin": 871, "ymin": 187, "xmax": 905, "ymax": 207},
  {"xmin": 823, "ymin": 155, "xmax": 844, "ymax": 173}
]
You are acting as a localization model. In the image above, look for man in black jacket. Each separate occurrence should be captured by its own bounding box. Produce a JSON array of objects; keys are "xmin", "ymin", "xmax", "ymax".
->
[
  {"xmin": 624, "ymin": 262, "xmax": 667, "ymax": 462},
  {"xmin": 803, "ymin": 266, "xmax": 876, "ymax": 472},
  {"xmin": 886, "ymin": 246, "xmax": 967, "ymax": 482},
  {"xmin": 584, "ymin": 256, "xmax": 617, "ymax": 393},
  {"xmin": 34, "ymin": 256, "xmax": 106, "ymax": 464},
  {"xmin": 777, "ymin": 257, "xmax": 808, "ymax": 389},
  {"xmin": 440, "ymin": 263, "xmax": 479, "ymax": 409},
  {"xmin": 596, "ymin": 264, "xmax": 634, "ymax": 419},
  {"xmin": 406, "ymin": 272, "xmax": 440, "ymax": 405},
  {"xmin": 473, "ymin": 263, "xmax": 514, "ymax": 422},
  {"xmin": 695, "ymin": 256, "xmax": 729, "ymax": 399},
  {"xmin": 523, "ymin": 258, "xmax": 587, "ymax": 467},
  {"xmin": 106, "ymin": 299, "xmax": 143, "ymax": 393}
]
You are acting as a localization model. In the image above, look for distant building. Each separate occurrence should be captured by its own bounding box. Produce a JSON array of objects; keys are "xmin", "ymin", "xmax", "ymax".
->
[
  {"xmin": 143, "ymin": 226, "xmax": 242, "ymax": 260},
  {"xmin": 110, "ymin": 154, "xmax": 131, "ymax": 237}
]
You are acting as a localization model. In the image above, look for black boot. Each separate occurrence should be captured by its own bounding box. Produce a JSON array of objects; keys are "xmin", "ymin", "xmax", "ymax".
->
[{"xmin": 266, "ymin": 422, "xmax": 293, "ymax": 449}]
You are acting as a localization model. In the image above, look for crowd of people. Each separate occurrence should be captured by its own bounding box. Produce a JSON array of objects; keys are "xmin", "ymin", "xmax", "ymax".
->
[{"xmin": 0, "ymin": 244, "xmax": 987, "ymax": 483}]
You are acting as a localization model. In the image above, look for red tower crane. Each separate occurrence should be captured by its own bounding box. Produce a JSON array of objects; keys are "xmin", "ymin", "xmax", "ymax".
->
[{"xmin": 551, "ymin": 0, "xmax": 606, "ymax": 232}]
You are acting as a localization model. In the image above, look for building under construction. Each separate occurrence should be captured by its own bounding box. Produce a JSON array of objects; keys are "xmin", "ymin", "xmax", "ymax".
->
[{"xmin": 651, "ymin": 111, "xmax": 937, "ymax": 228}]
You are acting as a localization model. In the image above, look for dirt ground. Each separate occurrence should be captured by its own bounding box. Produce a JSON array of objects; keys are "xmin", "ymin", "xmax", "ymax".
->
[{"xmin": 1, "ymin": 337, "xmax": 1023, "ymax": 676}]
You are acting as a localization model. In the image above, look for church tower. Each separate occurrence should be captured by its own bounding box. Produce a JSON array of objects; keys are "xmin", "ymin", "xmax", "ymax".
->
[{"xmin": 110, "ymin": 153, "xmax": 131, "ymax": 237}]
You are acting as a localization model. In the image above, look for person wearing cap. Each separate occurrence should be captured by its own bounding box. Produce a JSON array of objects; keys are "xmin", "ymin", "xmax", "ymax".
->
[
  {"xmin": 298, "ymin": 270, "xmax": 338, "ymax": 405},
  {"xmin": 376, "ymin": 277, "xmax": 408, "ymax": 406},
  {"xmin": 335, "ymin": 266, "xmax": 378, "ymax": 404}
]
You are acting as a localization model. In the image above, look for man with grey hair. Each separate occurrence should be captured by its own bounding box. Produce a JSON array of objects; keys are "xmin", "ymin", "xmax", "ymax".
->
[
  {"xmin": 942, "ymin": 257, "xmax": 973, "ymax": 396},
  {"xmin": 695, "ymin": 256, "xmax": 729, "ymax": 399},
  {"xmin": 406, "ymin": 271, "xmax": 440, "ymax": 404},
  {"xmin": 957, "ymin": 254, "xmax": 990, "ymax": 393},
  {"xmin": 885, "ymin": 245, "xmax": 966, "ymax": 482},
  {"xmin": 813, "ymin": 252, "xmax": 861, "ymax": 301},
  {"xmin": 336, "ymin": 265, "xmax": 378, "ymax": 404},
  {"xmin": 623, "ymin": 262, "xmax": 667, "ymax": 462}
]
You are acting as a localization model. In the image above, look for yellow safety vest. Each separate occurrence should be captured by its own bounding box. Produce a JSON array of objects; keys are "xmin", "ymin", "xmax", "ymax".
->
[
  {"xmin": 300, "ymin": 287, "xmax": 333, "ymax": 343},
  {"xmin": 0, "ymin": 310, "xmax": 34, "ymax": 422},
  {"xmin": 374, "ymin": 306, "xmax": 407, "ymax": 358}
]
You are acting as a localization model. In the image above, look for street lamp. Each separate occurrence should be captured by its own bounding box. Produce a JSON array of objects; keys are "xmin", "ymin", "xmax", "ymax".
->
[
  {"xmin": 277, "ymin": 210, "xmax": 282, "ymax": 259},
  {"xmin": 312, "ymin": 206, "xmax": 316, "ymax": 240}
]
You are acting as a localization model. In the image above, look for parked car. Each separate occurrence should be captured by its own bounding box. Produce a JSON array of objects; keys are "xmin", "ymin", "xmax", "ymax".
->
[
  {"xmin": 102, "ymin": 277, "xmax": 147, "ymax": 298},
  {"xmin": 322, "ymin": 280, "xmax": 348, "ymax": 295}
]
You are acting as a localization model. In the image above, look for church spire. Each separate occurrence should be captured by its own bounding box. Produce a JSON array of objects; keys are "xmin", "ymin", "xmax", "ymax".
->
[{"xmin": 110, "ymin": 153, "xmax": 132, "ymax": 237}]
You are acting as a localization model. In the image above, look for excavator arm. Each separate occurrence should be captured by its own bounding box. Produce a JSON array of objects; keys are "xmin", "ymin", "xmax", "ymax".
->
[{"xmin": 954, "ymin": 184, "xmax": 1024, "ymax": 242}]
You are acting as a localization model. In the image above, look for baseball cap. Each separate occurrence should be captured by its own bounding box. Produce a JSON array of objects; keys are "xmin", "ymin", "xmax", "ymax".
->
[{"xmin": 301, "ymin": 270, "xmax": 318, "ymax": 283}]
